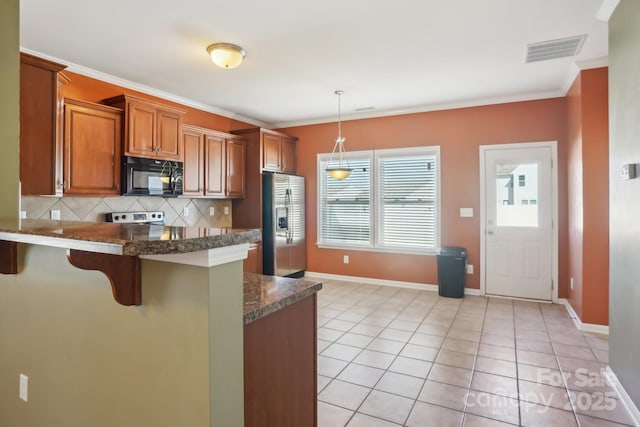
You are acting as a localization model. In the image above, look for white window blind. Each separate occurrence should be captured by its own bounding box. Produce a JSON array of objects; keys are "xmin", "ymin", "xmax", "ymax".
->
[
  {"xmin": 319, "ymin": 156, "xmax": 371, "ymax": 246},
  {"xmin": 376, "ymin": 153, "xmax": 438, "ymax": 251},
  {"xmin": 318, "ymin": 146, "xmax": 440, "ymax": 254}
]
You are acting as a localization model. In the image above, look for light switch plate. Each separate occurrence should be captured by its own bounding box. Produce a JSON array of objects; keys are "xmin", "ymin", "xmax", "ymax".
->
[
  {"xmin": 19, "ymin": 374, "xmax": 28, "ymax": 402},
  {"xmin": 460, "ymin": 208, "xmax": 473, "ymax": 218}
]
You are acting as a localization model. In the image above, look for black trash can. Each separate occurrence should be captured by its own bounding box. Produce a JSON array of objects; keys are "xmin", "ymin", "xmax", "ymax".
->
[{"xmin": 437, "ymin": 247, "xmax": 467, "ymax": 298}]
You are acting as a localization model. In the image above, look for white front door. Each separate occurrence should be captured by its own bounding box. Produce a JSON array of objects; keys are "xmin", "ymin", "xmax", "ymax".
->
[{"xmin": 482, "ymin": 145, "xmax": 554, "ymax": 300}]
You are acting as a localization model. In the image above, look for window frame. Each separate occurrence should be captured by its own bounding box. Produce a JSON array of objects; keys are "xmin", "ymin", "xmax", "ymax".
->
[{"xmin": 317, "ymin": 146, "xmax": 441, "ymax": 255}]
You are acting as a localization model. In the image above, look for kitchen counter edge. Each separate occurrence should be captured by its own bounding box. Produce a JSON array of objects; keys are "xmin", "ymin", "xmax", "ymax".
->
[
  {"xmin": 243, "ymin": 273, "xmax": 322, "ymax": 324},
  {"xmin": 0, "ymin": 219, "xmax": 261, "ymax": 256}
]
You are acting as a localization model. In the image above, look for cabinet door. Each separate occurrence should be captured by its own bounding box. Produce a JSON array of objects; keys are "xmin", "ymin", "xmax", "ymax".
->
[
  {"xmin": 243, "ymin": 243, "xmax": 262, "ymax": 274},
  {"xmin": 182, "ymin": 129, "xmax": 204, "ymax": 196},
  {"xmin": 226, "ymin": 139, "xmax": 246, "ymax": 198},
  {"xmin": 64, "ymin": 101, "xmax": 121, "ymax": 195},
  {"xmin": 54, "ymin": 74, "xmax": 70, "ymax": 196},
  {"xmin": 156, "ymin": 109, "xmax": 183, "ymax": 160},
  {"xmin": 205, "ymin": 134, "xmax": 226, "ymax": 197},
  {"xmin": 244, "ymin": 294, "xmax": 317, "ymax": 426},
  {"xmin": 281, "ymin": 137, "xmax": 297, "ymax": 173},
  {"xmin": 19, "ymin": 55, "xmax": 66, "ymax": 195},
  {"xmin": 262, "ymin": 133, "xmax": 281, "ymax": 171},
  {"xmin": 127, "ymin": 100, "xmax": 156, "ymax": 157}
]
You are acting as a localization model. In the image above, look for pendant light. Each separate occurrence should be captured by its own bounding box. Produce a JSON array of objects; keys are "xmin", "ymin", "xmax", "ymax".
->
[{"xmin": 326, "ymin": 90, "xmax": 352, "ymax": 180}]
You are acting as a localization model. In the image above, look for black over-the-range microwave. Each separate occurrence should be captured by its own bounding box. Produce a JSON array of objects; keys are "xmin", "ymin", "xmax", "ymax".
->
[{"xmin": 121, "ymin": 156, "xmax": 183, "ymax": 196}]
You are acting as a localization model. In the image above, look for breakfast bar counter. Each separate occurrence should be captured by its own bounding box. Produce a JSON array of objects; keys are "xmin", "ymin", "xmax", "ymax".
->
[
  {"xmin": 0, "ymin": 218, "xmax": 321, "ymax": 427},
  {"xmin": 0, "ymin": 218, "xmax": 261, "ymax": 256}
]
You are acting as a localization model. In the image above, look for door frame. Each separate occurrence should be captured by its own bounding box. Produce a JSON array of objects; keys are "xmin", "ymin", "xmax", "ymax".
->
[{"xmin": 479, "ymin": 141, "xmax": 559, "ymax": 303}]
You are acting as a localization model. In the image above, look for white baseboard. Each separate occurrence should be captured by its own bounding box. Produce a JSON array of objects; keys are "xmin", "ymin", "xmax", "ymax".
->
[
  {"xmin": 304, "ymin": 271, "xmax": 481, "ymax": 296},
  {"xmin": 606, "ymin": 366, "xmax": 640, "ymax": 427},
  {"xmin": 558, "ymin": 298, "xmax": 610, "ymax": 335}
]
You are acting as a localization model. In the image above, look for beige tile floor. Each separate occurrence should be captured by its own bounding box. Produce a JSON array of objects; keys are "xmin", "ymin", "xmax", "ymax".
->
[{"xmin": 315, "ymin": 280, "xmax": 636, "ymax": 427}]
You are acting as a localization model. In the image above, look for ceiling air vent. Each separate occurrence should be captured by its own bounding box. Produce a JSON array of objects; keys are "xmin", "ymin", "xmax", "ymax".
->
[{"xmin": 525, "ymin": 35, "xmax": 587, "ymax": 63}]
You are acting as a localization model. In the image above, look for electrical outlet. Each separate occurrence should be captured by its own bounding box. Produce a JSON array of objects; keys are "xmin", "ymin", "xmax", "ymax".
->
[
  {"xmin": 343, "ymin": 255, "xmax": 349, "ymax": 264},
  {"xmin": 466, "ymin": 264, "xmax": 474, "ymax": 274},
  {"xmin": 20, "ymin": 210, "xmax": 27, "ymax": 219},
  {"xmin": 183, "ymin": 207, "xmax": 189, "ymax": 217},
  {"xmin": 50, "ymin": 210, "xmax": 61, "ymax": 220},
  {"xmin": 570, "ymin": 277, "xmax": 574, "ymax": 290},
  {"xmin": 209, "ymin": 207, "xmax": 215, "ymax": 216},
  {"xmin": 460, "ymin": 208, "xmax": 474, "ymax": 218},
  {"xmin": 224, "ymin": 206, "xmax": 229, "ymax": 215},
  {"xmin": 19, "ymin": 374, "xmax": 28, "ymax": 402}
]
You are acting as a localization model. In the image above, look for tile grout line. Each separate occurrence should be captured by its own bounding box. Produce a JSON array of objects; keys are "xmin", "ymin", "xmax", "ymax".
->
[
  {"xmin": 402, "ymin": 296, "xmax": 466, "ymax": 426},
  {"xmin": 318, "ymin": 283, "xmax": 616, "ymax": 427},
  {"xmin": 344, "ymin": 287, "xmax": 439, "ymax": 426}
]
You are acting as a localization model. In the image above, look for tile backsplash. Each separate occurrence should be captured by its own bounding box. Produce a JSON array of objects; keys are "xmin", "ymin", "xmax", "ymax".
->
[{"xmin": 21, "ymin": 196, "xmax": 233, "ymax": 228}]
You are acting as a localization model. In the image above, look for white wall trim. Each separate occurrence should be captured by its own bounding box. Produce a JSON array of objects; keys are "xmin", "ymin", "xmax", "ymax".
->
[
  {"xmin": 275, "ymin": 90, "xmax": 565, "ymax": 128},
  {"xmin": 479, "ymin": 141, "xmax": 559, "ymax": 303},
  {"xmin": 304, "ymin": 271, "xmax": 480, "ymax": 295},
  {"xmin": 140, "ymin": 243, "xmax": 249, "ymax": 267},
  {"xmin": 605, "ymin": 366, "xmax": 640, "ymax": 427},
  {"xmin": 559, "ymin": 298, "xmax": 610, "ymax": 335}
]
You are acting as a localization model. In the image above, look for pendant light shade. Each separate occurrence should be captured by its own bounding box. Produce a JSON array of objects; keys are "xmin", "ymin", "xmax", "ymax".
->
[
  {"xmin": 207, "ymin": 43, "xmax": 246, "ymax": 69},
  {"xmin": 326, "ymin": 90, "xmax": 352, "ymax": 180}
]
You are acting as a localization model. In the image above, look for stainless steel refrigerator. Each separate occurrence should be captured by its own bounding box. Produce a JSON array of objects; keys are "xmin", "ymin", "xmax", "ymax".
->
[{"xmin": 262, "ymin": 172, "xmax": 306, "ymax": 278}]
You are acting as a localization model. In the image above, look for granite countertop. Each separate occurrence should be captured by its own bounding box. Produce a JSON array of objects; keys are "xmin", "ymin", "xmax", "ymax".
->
[
  {"xmin": 0, "ymin": 219, "xmax": 261, "ymax": 256},
  {"xmin": 243, "ymin": 273, "xmax": 322, "ymax": 324}
]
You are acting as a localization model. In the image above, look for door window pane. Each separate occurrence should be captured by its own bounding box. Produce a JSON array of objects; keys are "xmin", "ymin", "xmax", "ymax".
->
[{"xmin": 496, "ymin": 162, "xmax": 538, "ymax": 227}]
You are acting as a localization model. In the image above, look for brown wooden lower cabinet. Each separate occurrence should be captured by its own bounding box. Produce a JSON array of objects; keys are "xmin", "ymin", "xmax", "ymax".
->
[
  {"xmin": 243, "ymin": 242, "xmax": 262, "ymax": 274},
  {"xmin": 244, "ymin": 294, "xmax": 317, "ymax": 427}
]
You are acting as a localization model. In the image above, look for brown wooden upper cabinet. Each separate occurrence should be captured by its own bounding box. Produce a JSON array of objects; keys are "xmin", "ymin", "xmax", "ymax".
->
[
  {"xmin": 63, "ymin": 99, "xmax": 123, "ymax": 196},
  {"xmin": 103, "ymin": 94, "xmax": 186, "ymax": 161},
  {"xmin": 235, "ymin": 128, "xmax": 297, "ymax": 173},
  {"xmin": 19, "ymin": 53, "xmax": 68, "ymax": 196},
  {"xmin": 182, "ymin": 125, "xmax": 246, "ymax": 198}
]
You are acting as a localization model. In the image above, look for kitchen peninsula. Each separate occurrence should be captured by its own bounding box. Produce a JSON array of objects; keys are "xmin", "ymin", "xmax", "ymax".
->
[{"xmin": 0, "ymin": 219, "xmax": 320, "ymax": 427}]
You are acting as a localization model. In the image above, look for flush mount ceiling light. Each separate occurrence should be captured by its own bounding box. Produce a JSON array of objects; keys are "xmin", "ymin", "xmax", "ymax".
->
[
  {"xmin": 326, "ymin": 90, "xmax": 352, "ymax": 180},
  {"xmin": 206, "ymin": 43, "xmax": 246, "ymax": 69}
]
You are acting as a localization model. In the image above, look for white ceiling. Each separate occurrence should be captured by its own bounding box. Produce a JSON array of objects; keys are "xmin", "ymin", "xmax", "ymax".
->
[{"xmin": 20, "ymin": 0, "xmax": 610, "ymax": 128}]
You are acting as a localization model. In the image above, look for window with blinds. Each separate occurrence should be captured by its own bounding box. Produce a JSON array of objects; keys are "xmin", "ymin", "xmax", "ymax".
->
[
  {"xmin": 317, "ymin": 146, "xmax": 440, "ymax": 254},
  {"xmin": 376, "ymin": 151, "xmax": 438, "ymax": 251},
  {"xmin": 318, "ymin": 156, "xmax": 372, "ymax": 246}
]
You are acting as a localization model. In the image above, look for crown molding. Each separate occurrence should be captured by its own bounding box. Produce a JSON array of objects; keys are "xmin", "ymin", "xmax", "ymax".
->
[
  {"xmin": 274, "ymin": 90, "xmax": 565, "ymax": 128},
  {"xmin": 20, "ymin": 48, "xmax": 273, "ymax": 129},
  {"xmin": 596, "ymin": 0, "xmax": 621, "ymax": 22}
]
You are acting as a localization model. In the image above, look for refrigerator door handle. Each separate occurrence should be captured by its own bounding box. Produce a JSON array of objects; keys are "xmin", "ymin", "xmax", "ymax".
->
[{"xmin": 285, "ymin": 188, "xmax": 292, "ymax": 244}]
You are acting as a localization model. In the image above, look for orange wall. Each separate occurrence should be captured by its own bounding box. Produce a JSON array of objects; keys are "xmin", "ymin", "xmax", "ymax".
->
[
  {"xmin": 581, "ymin": 68, "xmax": 609, "ymax": 325},
  {"xmin": 565, "ymin": 67, "xmax": 609, "ymax": 325},
  {"xmin": 283, "ymin": 99, "xmax": 569, "ymax": 293},
  {"xmin": 62, "ymin": 71, "xmax": 255, "ymax": 132}
]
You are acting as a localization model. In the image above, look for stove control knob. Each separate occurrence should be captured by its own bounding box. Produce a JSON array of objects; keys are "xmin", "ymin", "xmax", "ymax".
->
[
  {"xmin": 121, "ymin": 214, "xmax": 127, "ymax": 220},
  {"xmin": 114, "ymin": 215, "xmax": 119, "ymax": 221},
  {"xmin": 151, "ymin": 213, "xmax": 156, "ymax": 218},
  {"xmin": 157, "ymin": 213, "xmax": 163, "ymax": 219}
]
